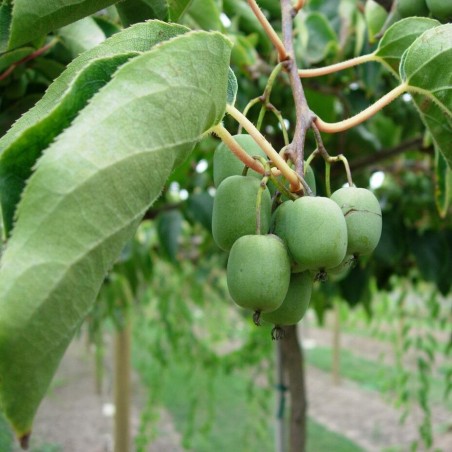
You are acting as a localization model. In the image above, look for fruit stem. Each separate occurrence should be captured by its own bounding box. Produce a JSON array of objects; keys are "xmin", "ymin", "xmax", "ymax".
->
[
  {"xmin": 256, "ymin": 63, "xmax": 284, "ymax": 131},
  {"xmin": 314, "ymin": 83, "xmax": 408, "ymax": 133},
  {"xmin": 325, "ymin": 162, "xmax": 332, "ymax": 197},
  {"xmin": 294, "ymin": 0, "xmax": 306, "ymax": 13},
  {"xmin": 338, "ymin": 155, "xmax": 353, "ymax": 187},
  {"xmin": 239, "ymin": 97, "xmax": 262, "ymax": 133},
  {"xmin": 267, "ymin": 104, "xmax": 290, "ymax": 146},
  {"xmin": 253, "ymin": 310, "xmax": 262, "ymax": 326},
  {"xmin": 254, "ymin": 156, "xmax": 272, "ymax": 234},
  {"xmin": 226, "ymin": 104, "xmax": 302, "ymax": 192},
  {"xmin": 212, "ymin": 124, "xmax": 265, "ymax": 175},
  {"xmin": 298, "ymin": 53, "xmax": 376, "ymax": 78},
  {"xmin": 247, "ymin": 0, "xmax": 288, "ymax": 62}
]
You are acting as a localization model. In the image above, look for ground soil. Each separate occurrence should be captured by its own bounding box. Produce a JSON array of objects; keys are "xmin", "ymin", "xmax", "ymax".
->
[{"xmin": 13, "ymin": 324, "xmax": 451, "ymax": 452}]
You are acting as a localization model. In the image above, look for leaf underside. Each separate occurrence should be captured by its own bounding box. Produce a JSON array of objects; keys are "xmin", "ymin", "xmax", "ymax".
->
[
  {"xmin": 0, "ymin": 21, "xmax": 189, "ymax": 236},
  {"xmin": 375, "ymin": 17, "xmax": 440, "ymax": 75},
  {"xmin": 0, "ymin": 27, "xmax": 231, "ymax": 438},
  {"xmin": 401, "ymin": 24, "xmax": 452, "ymax": 167}
]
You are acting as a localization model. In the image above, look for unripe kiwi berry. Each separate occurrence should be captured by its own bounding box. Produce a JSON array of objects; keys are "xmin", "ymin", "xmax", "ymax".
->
[
  {"xmin": 227, "ymin": 234, "xmax": 291, "ymax": 313},
  {"xmin": 330, "ymin": 186, "xmax": 382, "ymax": 257},
  {"xmin": 212, "ymin": 175, "xmax": 271, "ymax": 251},
  {"xmin": 213, "ymin": 134, "xmax": 267, "ymax": 187},
  {"xmin": 285, "ymin": 196, "xmax": 348, "ymax": 273},
  {"xmin": 426, "ymin": 0, "xmax": 452, "ymax": 20},
  {"xmin": 397, "ymin": 0, "xmax": 429, "ymax": 17},
  {"xmin": 262, "ymin": 271, "xmax": 313, "ymax": 326}
]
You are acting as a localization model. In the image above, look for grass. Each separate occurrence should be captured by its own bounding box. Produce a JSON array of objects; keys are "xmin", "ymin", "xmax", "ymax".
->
[
  {"xmin": 136, "ymin": 358, "xmax": 364, "ymax": 452},
  {"xmin": 305, "ymin": 346, "xmax": 452, "ymax": 410}
]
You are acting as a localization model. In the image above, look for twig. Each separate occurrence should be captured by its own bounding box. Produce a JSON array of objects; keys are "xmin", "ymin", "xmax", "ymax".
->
[
  {"xmin": 280, "ymin": 0, "xmax": 314, "ymax": 177},
  {"xmin": 298, "ymin": 54, "xmax": 375, "ymax": 78},
  {"xmin": 212, "ymin": 124, "xmax": 265, "ymax": 174},
  {"xmin": 0, "ymin": 38, "xmax": 59, "ymax": 82},
  {"xmin": 247, "ymin": 0, "xmax": 288, "ymax": 61},
  {"xmin": 226, "ymin": 104, "xmax": 301, "ymax": 192},
  {"xmin": 315, "ymin": 83, "xmax": 407, "ymax": 133}
]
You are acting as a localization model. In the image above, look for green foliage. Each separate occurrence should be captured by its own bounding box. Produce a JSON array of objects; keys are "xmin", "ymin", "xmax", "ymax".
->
[
  {"xmin": 0, "ymin": 27, "xmax": 231, "ymax": 436},
  {"xmin": 1, "ymin": 0, "xmax": 119, "ymax": 51},
  {"xmin": 116, "ymin": 0, "xmax": 192, "ymax": 26},
  {"xmin": 401, "ymin": 24, "xmax": 452, "ymax": 168},
  {"xmin": 374, "ymin": 17, "xmax": 440, "ymax": 74}
]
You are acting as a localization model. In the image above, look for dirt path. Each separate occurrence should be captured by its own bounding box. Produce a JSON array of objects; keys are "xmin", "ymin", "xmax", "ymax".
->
[
  {"xmin": 305, "ymin": 365, "xmax": 452, "ymax": 451},
  {"xmin": 13, "ymin": 329, "xmax": 451, "ymax": 452},
  {"xmin": 17, "ymin": 338, "xmax": 184, "ymax": 452}
]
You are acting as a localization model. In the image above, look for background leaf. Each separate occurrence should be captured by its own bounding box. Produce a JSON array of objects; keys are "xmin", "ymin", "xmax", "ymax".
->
[
  {"xmin": 3, "ymin": 0, "xmax": 120, "ymax": 51},
  {"xmin": 434, "ymin": 147, "xmax": 452, "ymax": 218},
  {"xmin": 374, "ymin": 17, "xmax": 440, "ymax": 75},
  {"xmin": 401, "ymin": 24, "xmax": 452, "ymax": 167},
  {"xmin": 57, "ymin": 17, "xmax": 106, "ymax": 58},
  {"xmin": 157, "ymin": 210, "xmax": 184, "ymax": 261},
  {"xmin": 0, "ymin": 29, "xmax": 231, "ymax": 438},
  {"xmin": 0, "ymin": 47, "xmax": 34, "ymax": 73},
  {"xmin": 296, "ymin": 12, "xmax": 338, "ymax": 66}
]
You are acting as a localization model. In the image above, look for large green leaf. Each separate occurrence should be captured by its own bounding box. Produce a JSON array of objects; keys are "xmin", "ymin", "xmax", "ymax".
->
[
  {"xmin": 0, "ymin": 21, "xmax": 188, "ymax": 236},
  {"xmin": 0, "ymin": 30, "xmax": 231, "ymax": 441},
  {"xmin": 374, "ymin": 17, "xmax": 440, "ymax": 75},
  {"xmin": 401, "ymin": 24, "xmax": 452, "ymax": 167},
  {"xmin": 1, "ymin": 0, "xmax": 121, "ymax": 51}
]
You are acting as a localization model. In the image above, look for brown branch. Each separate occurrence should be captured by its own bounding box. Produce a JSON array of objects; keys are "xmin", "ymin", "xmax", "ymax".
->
[
  {"xmin": 281, "ymin": 325, "xmax": 307, "ymax": 452},
  {"xmin": 247, "ymin": 0, "xmax": 288, "ymax": 61},
  {"xmin": 0, "ymin": 39, "xmax": 58, "ymax": 82},
  {"xmin": 280, "ymin": 0, "xmax": 314, "ymax": 177},
  {"xmin": 349, "ymin": 138, "xmax": 429, "ymax": 172}
]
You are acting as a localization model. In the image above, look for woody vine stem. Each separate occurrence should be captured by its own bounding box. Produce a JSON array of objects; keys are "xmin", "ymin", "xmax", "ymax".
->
[{"xmin": 216, "ymin": 0, "xmax": 410, "ymax": 193}]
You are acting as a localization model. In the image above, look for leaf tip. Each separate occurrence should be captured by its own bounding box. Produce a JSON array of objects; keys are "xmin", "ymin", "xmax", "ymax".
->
[{"xmin": 19, "ymin": 431, "xmax": 31, "ymax": 450}]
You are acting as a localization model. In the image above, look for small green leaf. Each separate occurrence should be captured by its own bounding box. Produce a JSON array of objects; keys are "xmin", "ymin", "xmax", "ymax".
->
[
  {"xmin": 157, "ymin": 210, "xmax": 184, "ymax": 261},
  {"xmin": 227, "ymin": 67, "xmax": 238, "ymax": 106},
  {"xmin": 434, "ymin": 147, "xmax": 452, "ymax": 218},
  {"xmin": 116, "ymin": 0, "xmax": 169, "ymax": 26},
  {"xmin": 57, "ymin": 17, "xmax": 106, "ymax": 58},
  {"xmin": 5, "ymin": 0, "xmax": 120, "ymax": 51},
  {"xmin": 401, "ymin": 24, "xmax": 452, "ymax": 168},
  {"xmin": 168, "ymin": 0, "xmax": 192, "ymax": 21},
  {"xmin": 186, "ymin": 192, "xmax": 214, "ymax": 231},
  {"xmin": 296, "ymin": 12, "xmax": 338, "ymax": 66},
  {"xmin": 183, "ymin": 0, "xmax": 222, "ymax": 31},
  {"xmin": 0, "ymin": 30, "xmax": 231, "ymax": 438},
  {"xmin": 375, "ymin": 17, "xmax": 440, "ymax": 75}
]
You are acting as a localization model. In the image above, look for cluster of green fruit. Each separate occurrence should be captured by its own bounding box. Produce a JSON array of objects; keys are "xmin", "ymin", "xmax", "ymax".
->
[
  {"xmin": 397, "ymin": 0, "xmax": 452, "ymax": 21},
  {"xmin": 211, "ymin": 135, "xmax": 382, "ymax": 338}
]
